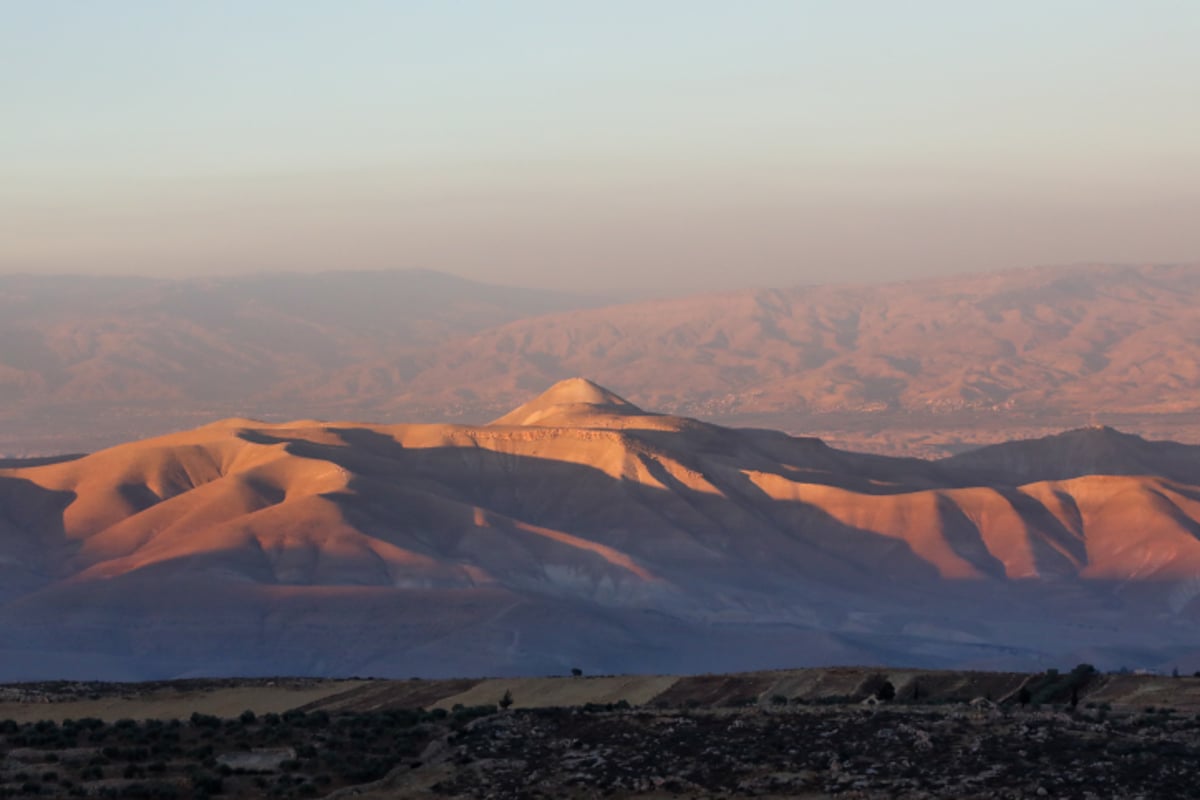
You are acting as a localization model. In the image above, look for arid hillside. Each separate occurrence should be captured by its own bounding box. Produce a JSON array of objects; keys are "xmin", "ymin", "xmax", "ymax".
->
[
  {"xmin": 2, "ymin": 379, "xmax": 1200, "ymax": 680},
  {"xmin": 3, "ymin": 263, "xmax": 1200, "ymax": 457}
]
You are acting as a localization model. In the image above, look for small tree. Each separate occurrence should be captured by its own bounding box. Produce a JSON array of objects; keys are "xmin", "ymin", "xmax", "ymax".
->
[
  {"xmin": 1018, "ymin": 686, "xmax": 1031, "ymax": 707},
  {"xmin": 498, "ymin": 690, "xmax": 513, "ymax": 710},
  {"xmin": 875, "ymin": 681, "xmax": 896, "ymax": 702},
  {"xmin": 571, "ymin": 667, "xmax": 583, "ymax": 677}
]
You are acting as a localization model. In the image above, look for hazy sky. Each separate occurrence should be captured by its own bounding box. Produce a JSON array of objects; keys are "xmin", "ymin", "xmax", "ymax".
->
[{"xmin": 2, "ymin": 1, "xmax": 1198, "ymax": 292}]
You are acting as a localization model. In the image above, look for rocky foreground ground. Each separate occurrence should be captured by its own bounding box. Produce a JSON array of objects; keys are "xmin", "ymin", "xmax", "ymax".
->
[
  {"xmin": 2, "ymin": 703, "xmax": 1199, "ymax": 799},
  {"xmin": 3, "ymin": 668, "xmax": 1200, "ymax": 798},
  {"xmin": 407, "ymin": 703, "xmax": 1200, "ymax": 800}
]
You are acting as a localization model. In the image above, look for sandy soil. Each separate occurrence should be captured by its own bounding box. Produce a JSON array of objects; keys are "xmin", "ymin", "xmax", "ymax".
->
[
  {"xmin": 0, "ymin": 680, "xmax": 367, "ymax": 723},
  {"xmin": 429, "ymin": 674, "xmax": 680, "ymax": 710}
]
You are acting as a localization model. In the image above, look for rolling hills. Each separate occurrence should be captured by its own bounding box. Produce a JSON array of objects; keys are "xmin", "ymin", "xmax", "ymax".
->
[
  {"xmin": 1, "ymin": 378, "xmax": 1199, "ymax": 680},
  {"xmin": 3, "ymin": 263, "xmax": 1200, "ymax": 458}
]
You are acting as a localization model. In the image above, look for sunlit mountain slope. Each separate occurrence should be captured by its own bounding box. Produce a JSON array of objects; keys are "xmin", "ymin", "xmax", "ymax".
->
[{"xmin": 2, "ymin": 379, "xmax": 1199, "ymax": 679}]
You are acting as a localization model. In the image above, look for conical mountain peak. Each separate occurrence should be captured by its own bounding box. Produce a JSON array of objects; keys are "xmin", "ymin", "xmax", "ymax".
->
[
  {"xmin": 531, "ymin": 377, "xmax": 636, "ymax": 408},
  {"xmin": 491, "ymin": 378, "xmax": 643, "ymax": 426}
]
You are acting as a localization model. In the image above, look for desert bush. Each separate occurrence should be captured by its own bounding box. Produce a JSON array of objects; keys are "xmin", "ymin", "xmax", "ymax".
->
[
  {"xmin": 452, "ymin": 704, "xmax": 495, "ymax": 724},
  {"xmin": 121, "ymin": 784, "xmax": 179, "ymax": 800},
  {"xmin": 189, "ymin": 770, "xmax": 223, "ymax": 794},
  {"xmin": 811, "ymin": 694, "xmax": 855, "ymax": 706},
  {"xmin": 190, "ymin": 712, "xmax": 221, "ymax": 730},
  {"xmin": 1024, "ymin": 664, "xmax": 1097, "ymax": 707},
  {"xmin": 188, "ymin": 744, "xmax": 214, "ymax": 760}
]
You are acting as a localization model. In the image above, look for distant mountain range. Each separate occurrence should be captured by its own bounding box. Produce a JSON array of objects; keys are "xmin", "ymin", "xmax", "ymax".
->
[
  {"xmin": 2, "ymin": 378, "xmax": 1199, "ymax": 680},
  {"xmin": 2, "ymin": 263, "xmax": 1200, "ymax": 457}
]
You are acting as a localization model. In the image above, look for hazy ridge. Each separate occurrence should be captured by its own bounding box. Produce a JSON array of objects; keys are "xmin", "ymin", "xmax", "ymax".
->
[{"xmin": 3, "ymin": 263, "xmax": 1200, "ymax": 457}]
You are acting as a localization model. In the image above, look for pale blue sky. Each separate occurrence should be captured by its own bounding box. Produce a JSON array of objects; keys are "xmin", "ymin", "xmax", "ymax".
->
[{"xmin": 2, "ymin": 1, "xmax": 1198, "ymax": 290}]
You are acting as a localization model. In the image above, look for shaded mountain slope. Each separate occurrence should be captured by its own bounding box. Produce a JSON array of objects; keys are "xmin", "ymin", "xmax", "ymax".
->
[
  {"xmin": 941, "ymin": 425, "xmax": 1200, "ymax": 485},
  {"xmin": 1, "ymin": 380, "xmax": 1200, "ymax": 679}
]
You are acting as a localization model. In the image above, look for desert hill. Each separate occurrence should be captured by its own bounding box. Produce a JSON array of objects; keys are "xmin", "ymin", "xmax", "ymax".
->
[
  {"xmin": 1, "ymin": 380, "xmax": 1200, "ymax": 680},
  {"xmin": 5, "ymin": 263, "xmax": 1200, "ymax": 457},
  {"xmin": 942, "ymin": 425, "xmax": 1200, "ymax": 485}
]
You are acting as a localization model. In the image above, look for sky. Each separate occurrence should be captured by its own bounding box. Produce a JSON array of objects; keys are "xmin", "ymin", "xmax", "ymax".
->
[{"xmin": 2, "ymin": 1, "xmax": 1198, "ymax": 292}]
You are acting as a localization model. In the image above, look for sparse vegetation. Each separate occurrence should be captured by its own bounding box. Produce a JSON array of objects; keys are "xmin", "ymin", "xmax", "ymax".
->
[
  {"xmin": 1023, "ymin": 663, "xmax": 1098, "ymax": 707},
  {"xmin": 0, "ymin": 707, "xmax": 447, "ymax": 799},
  {"xmin": 6, "ymin": 667, "xmax": 1200, "ymax": 798}
]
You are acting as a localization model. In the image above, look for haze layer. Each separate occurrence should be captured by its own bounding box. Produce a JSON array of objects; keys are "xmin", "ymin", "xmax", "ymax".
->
[{"xmin": 3, "ymin": 263, "xmax": 1200, "ymax": 458}]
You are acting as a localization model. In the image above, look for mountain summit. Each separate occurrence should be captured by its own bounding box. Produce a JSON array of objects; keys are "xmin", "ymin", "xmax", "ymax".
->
[
  {"xmin": 491, "ymin": 377, "xmax": 645, "ymax": 426},
  {"xmin": 3, "ymin": 389, "xmax": 1200, "ymax": 680}
]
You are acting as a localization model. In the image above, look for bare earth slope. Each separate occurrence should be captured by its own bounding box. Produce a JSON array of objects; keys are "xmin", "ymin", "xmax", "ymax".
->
[
  {"xmin": 1, "ymin": 379, "xmax": 1199, "ymax": 680},
  {"xmin": 4, "ymin": 263, "xmax": 1200, "ymax": 457}
]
